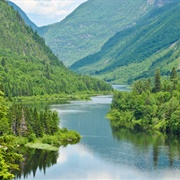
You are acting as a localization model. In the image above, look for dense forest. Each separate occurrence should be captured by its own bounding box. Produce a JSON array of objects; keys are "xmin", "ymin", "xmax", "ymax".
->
[
  {"xmin": 0, "ymin": 88, "xmax": 81, "ymax": 179},
  {"xmin": 107, "ymin": 68, "xmax": 180, "ymax": 136},
  {"xmin": 0, "ymin": 0, "xmax": 112, "ymax": 98}
]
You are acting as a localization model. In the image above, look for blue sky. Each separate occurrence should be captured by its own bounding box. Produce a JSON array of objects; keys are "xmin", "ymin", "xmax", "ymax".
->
[{"xmin": 10, "ymin": 0, "xmax": 87, "ymax": 26}]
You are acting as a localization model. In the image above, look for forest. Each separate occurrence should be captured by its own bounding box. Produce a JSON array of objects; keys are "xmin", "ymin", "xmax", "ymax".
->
[
  {"xmin": 0, "ymin": 88, "xmax": 81, "ymax": 179},
  {"xmin": 107, "ymin": 67, "xmax": 180, "ymax": 136},
  {"xmin": 0, "ymin": 0, "xmax": 112, "ymax": 98}
]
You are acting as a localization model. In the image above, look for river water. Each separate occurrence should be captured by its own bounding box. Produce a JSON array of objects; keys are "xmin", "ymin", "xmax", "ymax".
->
[{"xmin": 15, "ymin": 86, "xmax": 180, "ymax": 180}]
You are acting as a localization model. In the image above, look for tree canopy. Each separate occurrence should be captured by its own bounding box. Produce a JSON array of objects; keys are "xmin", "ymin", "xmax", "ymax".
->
[{"xmin": 108, "ymin": 68, "xmax": 180, "ymax": 136}]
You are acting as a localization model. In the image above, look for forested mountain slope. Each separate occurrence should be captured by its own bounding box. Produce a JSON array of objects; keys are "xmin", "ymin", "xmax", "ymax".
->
[
  {"xmin": 7, "ymin": 1, "xmax": 38, "ymax": 31},
  {"xmin": 37, "ymin": 0, "xmax": 171, "ymax": 66},
  {"xmin": 0, "ymin": 0, "xmax": 112, "ymax": 97},
  {"xmin": 71, "ymin": 2, "xmax": 180, "ymax": 83}
]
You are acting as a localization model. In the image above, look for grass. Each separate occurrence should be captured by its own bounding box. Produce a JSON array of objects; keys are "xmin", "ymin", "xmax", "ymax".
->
[{"xmin": 25, "ymin": 142, "xmax": 59, "ymax": 151}]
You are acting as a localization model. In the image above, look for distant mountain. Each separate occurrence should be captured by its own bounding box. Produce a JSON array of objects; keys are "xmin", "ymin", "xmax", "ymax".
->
[
  {"xmin": 0, "ymin": 0, "xmax": 112, "ymax": 97},
  {"xmin": 38, "ymin": 0, "xmax": 170, "ymax": 66},
  {"xmin": 71, "ymin": 2, "xmax": 180, "ymax": 83},
  {"xmin": 7, "ymin": 1, "xmax": 38, "ymax": 31}
]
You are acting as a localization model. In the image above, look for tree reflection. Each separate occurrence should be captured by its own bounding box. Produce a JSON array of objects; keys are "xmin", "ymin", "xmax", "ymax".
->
[
  {"xmin": 14, "ymin": 147, "xmax": 59, "ymax": 179},
  {"xmin": 111, "ymin": 126, "xmax": 180, "ymax": 169}
]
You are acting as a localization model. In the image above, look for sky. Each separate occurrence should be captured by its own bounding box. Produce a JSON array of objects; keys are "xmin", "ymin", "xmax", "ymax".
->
[{"xmin": 10, "ymin": 0, "xmax": 87, "ymax": 27}]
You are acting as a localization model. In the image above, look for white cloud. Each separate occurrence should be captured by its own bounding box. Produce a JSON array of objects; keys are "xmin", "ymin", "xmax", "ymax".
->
[{"xmin": 10, "ymin": 0, "xmax": 87, "ymax": 26}]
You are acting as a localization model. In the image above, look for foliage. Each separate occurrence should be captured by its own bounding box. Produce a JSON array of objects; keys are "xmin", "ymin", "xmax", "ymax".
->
[
  {"xmin": 0, "ymin": 135, "xmax": 23, "ymax": 180},
  {"xmin": 8, "ymin": 104, "xmax": 60, "ymax": 137},
  {"xmin": 153, "ymin": 69, "xmax": 161, "ymax": 92},
  {"xmin": 108, "ymin": 68, "xmax": 180, "ymax": 135},
  {"xmin": 41, "ymin": 129, "xmax": 81, "ymax": 147},
  {"xmin": 71, "ymin": 2, "xmax": 180, "ymax": 83},
  {"xmin": 0, "ymin": 90, "xmax": 10, "ymax": 135},
  {"xmin": 0, "ymin": 0, "xmax": 112, "ymax": 98}
]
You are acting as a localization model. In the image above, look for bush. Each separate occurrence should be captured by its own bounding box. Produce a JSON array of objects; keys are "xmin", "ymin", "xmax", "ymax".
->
[{"xmin": 28, "ymin": 133, "xmax": 36, "ymax": 142}]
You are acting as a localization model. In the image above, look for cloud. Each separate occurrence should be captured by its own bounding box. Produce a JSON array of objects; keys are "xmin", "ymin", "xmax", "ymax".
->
[{"xmin": 10, "ymin": 0, "xmax": 87, "ymax": 26}]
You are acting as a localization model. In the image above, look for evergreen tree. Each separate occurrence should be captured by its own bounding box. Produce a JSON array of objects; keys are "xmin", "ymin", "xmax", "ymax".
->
[
  {"xmin": 32, "ymin": 108, "xmax": 43, "ymax": 137},
  {"xmin": 1, "ymin": 57, "xmax": 5, "ymax": 67},
  {"xmin": 170, "ymin": 67, "xmax": 177, "ymax": 83},
  {"xmin": 154, "ymin": 69, "xmax": 161, "ymax": 93},
  {"xmin": 51, "ymin": 111, "xmax": 59, "ymax": 134}
]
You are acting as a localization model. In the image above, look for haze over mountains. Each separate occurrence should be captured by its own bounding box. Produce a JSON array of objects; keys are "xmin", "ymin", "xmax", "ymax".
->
[
  {"xmin": 8, "ymin": 0, "xmax": 180, "ymax": 84},
  {"xmin": 71, "ymin": 2, "xmax": 180, "ymax": 83},
  {"xmin": 38, "ymin": 0, "xmax": 168, "ymax": 66}
]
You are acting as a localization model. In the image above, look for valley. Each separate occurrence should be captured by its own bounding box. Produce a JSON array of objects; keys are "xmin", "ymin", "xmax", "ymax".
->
[{"xmin": 0, "ymin": 0, "xmax": 180, "ymax": 179}]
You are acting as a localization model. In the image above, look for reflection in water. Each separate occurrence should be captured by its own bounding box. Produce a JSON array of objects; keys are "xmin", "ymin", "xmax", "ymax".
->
[
  {"xmin": 14, "ymin": 147, "xmax": 58, "ymax": 179},
  {"xmin": 112, "ymin": 84, "xmax": 131, "ymax": 92},
  {"xmin": 111, "ymin": 127, "xmax": 180, "ymax": 170}
]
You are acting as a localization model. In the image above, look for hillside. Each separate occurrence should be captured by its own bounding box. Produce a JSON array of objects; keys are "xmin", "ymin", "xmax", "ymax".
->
[
  {"xmin": 0, "ymin": 0, "xmax": 112, "ymax": 98},
  {"xmin": 71, "ymin": 2, "xmax": 180, "ymax": 83},
  {"xmin": 7, "ymin": 1, "xmax": 38, "ymax": 31},
  {"xmin": 37, "ymin": 0, "xmax": 167, "ymax": 66}
]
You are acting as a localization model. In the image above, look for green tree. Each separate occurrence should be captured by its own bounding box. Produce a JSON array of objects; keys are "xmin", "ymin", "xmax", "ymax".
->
[
  {"xmin": 170, "ymin": 67, "xmax": 177, "ymax": 82},
  {"xmin": 51, "ymin": 111, "xmax": 59, "ymax": 134},
  {"xmin": 0, "ymin": 91, "xmax": 9, "ymax": 135},
  {"xmin": 1, "ymin": 57, "xmax": 5, "ymax": 67},
  {"xmin": 154, "ymin": 69, "xmax": 161, "ymax": 93}
]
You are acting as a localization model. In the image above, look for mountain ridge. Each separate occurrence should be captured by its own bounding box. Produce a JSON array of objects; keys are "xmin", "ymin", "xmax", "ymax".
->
[
  {"xmin": 0, "ymin": 0, "xmax": 112, "ymax": 97},
  {"xmin": 38, "ymin": 0, "xmax": 165, "ymax": 66},
  {"xmin": 70, "ymin": 2, "xmax": 180, "ymax": 83},
  {"xmin": 7, "ymin": 1, "xmax": 38, "ymax": 31}
]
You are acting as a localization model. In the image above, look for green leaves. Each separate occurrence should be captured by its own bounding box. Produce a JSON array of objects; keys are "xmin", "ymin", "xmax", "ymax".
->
[
  {"xmin": 108, "ymin": 70, "xmax": 180, "ymax": 135},
  {"xmin": 0, "ymin": 135, "xmax": 23, "ymax": 180}
]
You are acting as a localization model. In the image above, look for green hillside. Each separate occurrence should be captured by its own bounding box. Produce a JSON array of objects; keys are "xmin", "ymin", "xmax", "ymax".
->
[
  {"xmin": 7, "ymin": 1, "xmax": 38, "ymax": 31},
  {"xmin": 71, "ymin": 2, "xmax": 180, "ymax": 83},
  {"xmin": 38, "ymin": 0, "xmax": 163, "ymax": 66},
  {"xmin": 0, "ymin": 0, "xmax": 112, "ymax": 98}
]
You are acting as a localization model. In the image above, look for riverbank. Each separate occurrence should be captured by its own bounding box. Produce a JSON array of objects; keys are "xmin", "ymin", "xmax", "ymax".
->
[
  {"xmin": 13, "ymin": 128, "xmax": 81, "ymax": 151},
  {"xmin": 10, "ymin": 90, "xmax": 113, "ymax": 104}
]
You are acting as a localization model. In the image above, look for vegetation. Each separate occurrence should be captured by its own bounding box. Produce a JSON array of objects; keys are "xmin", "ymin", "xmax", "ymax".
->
[
  {"xmin": 71, "ymin": 2, "xmax": 180, "ymax": 84},
  {"xmin": 0, "ymin": 89, "xmax": 81, "ymax": 179},
  {"xmin": 0, "ymin": 135, "xmax": 23, "ymax": 180},
  {"xmin": 0, "ymin": 91, "xmax": 23, "ymax": 180},
  {"xmin": 107, "ymin": 68, "xmax": 180, "ymax": 135},
  {"xmin": 38, "ymin": 0, "xmax": 159, "ymax": 66},
  {"xmin": 0, "ymin": 1, "xmax": 103, "ymax": 178},
  {"xmin": 7, "ymin": 1, "xmax": 38, "ymax": 31},
  {"xmin": 0, "ymin": 0, "xmax": 112, "ymax": 98}
]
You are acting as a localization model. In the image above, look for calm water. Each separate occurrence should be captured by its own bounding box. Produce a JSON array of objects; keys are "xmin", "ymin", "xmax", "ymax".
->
[{"xmin": 15, "ymin": 86, "xmax": 180, "ymax": 180}]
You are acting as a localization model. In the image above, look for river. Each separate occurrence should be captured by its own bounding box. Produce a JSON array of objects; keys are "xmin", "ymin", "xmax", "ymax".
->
[{"xmin": 15, "ymin": 85, "xmax": 180, "ymax": 180}]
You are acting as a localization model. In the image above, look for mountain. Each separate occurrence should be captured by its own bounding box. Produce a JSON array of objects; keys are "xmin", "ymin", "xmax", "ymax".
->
[
  {"xmin": 37, "ymin": 0, "xmax": 170, "ymax": 66},
  {"xmin": 7, "ymin": 1, "xmax": 38, "ymax": 31},
  {"xmin": 0, "ymin": 0, "xmax": 112, "ymax": 97},
  {"xmin": 71, "ymin": 2, "xmax": 180, "ymax": 83}
]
